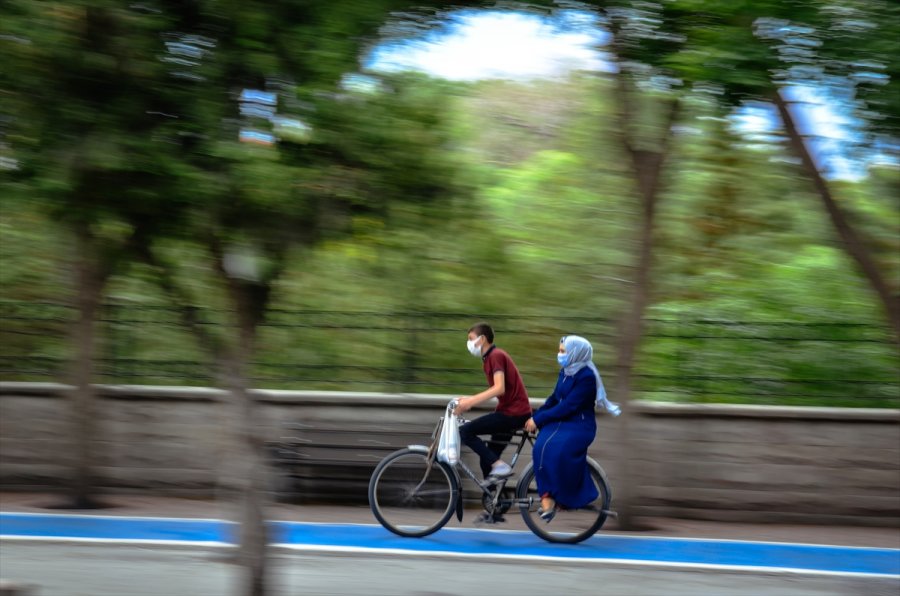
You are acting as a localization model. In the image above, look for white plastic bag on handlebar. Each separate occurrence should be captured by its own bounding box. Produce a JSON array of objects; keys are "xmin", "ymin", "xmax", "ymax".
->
[{"xmin": 436, "ymin": 402, "xmax": 460, "ymax": 466}]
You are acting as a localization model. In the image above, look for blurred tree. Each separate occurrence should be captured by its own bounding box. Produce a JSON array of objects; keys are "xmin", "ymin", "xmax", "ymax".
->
[
  {"xmin": 128, "ymin": 3, "xmax": 468, "ymax": 592},
  {"xmin": 3, "ymin": 1, "xmax": 463, "ymax": 593},
  {"xmin": 587, "ymin": 1, "xmax": 688, "ymax": 530},
  {"xmin": 666, "ymin": 0, "xmax": 900, "ymax": 341},
  {"xmin": 2, "ymin": 0, "xmax": 190, "ymax": 508},
  {"xmin": 763, "ymin": 7, "xmax": 899, "ymax": 343},
  {"xmin": 592, "ymin": 0, "xmax": 900, "ymax": 523}
]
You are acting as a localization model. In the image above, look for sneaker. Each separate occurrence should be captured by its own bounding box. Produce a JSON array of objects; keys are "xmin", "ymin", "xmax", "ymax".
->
[
  {"xmin": 538, "ymin": 507, "xmax": 556, "ymax": 523},
  {"xmin": 488, "ymin": 462, "xmax": 513, "ymax": 479}
]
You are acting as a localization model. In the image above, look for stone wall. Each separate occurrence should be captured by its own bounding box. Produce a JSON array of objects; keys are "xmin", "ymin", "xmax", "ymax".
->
[
  {"xmin": 1, "ymin": 382, "xmax": 897, "ymax": 526},
  {"xmin": 618, "ymin": 403, "xmax": 900, "ymax": 526}
]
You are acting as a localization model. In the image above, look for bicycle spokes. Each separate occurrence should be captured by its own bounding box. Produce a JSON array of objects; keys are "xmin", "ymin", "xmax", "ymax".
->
[
  {"xmin": 516, "ymin": 462, "xmax": 611, "ymax": 544},
  {"xmin": 368, "ymin": 448, "xmax": 457, "ymax": 538}
]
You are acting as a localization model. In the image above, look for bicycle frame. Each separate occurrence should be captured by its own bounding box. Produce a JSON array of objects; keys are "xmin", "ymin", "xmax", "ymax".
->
[{"xmin": 420, "ymin": 413, "xmax": 536, "ymax": 519}]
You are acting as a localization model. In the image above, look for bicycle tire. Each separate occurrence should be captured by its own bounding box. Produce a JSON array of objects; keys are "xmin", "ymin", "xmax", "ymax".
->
[
  {"xmin": 368, "ymin": 446, "xmax": 459, "ymax": 538},
  {"xmin": 516, "ymin": 458, "xmax": 611, "ymax": 544}
]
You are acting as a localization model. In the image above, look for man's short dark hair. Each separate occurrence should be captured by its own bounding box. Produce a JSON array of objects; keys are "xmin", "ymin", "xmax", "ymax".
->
[{"xmin": 468, "ymin": 322, "xmax": 494, "ymax": 343}]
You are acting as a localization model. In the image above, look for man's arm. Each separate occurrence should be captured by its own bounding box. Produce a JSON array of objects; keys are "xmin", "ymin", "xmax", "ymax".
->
[{"xmin": 457, "ymin": 371, "xmax": 505, "ymax": 413}]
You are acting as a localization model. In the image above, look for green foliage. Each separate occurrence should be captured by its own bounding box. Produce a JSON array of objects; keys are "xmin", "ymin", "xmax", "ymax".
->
[{"xmin": 1, "ymin": 2, "xmax": 897, "ymax": 407}]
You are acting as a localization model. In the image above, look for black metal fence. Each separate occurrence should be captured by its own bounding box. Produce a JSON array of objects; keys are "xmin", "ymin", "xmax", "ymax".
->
[{"xmin": 1, "ymin": 300, "xmax": 897, "ymax": 407}]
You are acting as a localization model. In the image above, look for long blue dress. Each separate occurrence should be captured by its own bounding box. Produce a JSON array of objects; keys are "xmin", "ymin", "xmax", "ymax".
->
[{"xmin": 531, "ymin": 366, "xmax": 598, "ymax": 509}]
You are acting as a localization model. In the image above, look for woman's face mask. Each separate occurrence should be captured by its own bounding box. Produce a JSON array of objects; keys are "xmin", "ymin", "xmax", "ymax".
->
[
  {"xmin": 466, "ymin": 335, "xmax": 484, "ymax": 357},
  {"xmin": 557, "ymin": 341, "xmax": 568, "ymax": 367}
]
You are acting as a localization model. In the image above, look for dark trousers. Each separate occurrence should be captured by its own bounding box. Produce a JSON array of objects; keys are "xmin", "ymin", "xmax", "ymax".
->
[{"xmin": 458, "ymin": 411, "xmax": 531, "ymax": 478}]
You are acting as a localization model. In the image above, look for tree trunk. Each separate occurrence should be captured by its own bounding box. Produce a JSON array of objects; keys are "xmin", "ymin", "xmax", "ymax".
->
[
  {"xmin": 66, "ymin": 229, "xmax": 108, "ymax": 508},
  {"xmin": 222, "ymin": 343, "xmax": 270, "ymax": 596},
  {"xmin": 773, "ymin": 90, "xmax": 900, "ymax": 344},
  {"xmin": 139, "ymin": 240, "xmax": 275, "ymax": 595},
  {"xmin": 611, "ymin": 152, "xmax": 665, "ymax": 530},
  {"xmin": 609, "ymin": 91, "xmax": 681, "ymax": 530},
  {"xmin": 219, "ymin": 266, "xmax": 274, "ymax": 596}
]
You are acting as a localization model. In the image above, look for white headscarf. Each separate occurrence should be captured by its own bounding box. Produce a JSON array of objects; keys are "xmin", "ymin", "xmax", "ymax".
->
[{"xmin": 560, "ymin": 335, "xmax": 621, "ymax": 417}]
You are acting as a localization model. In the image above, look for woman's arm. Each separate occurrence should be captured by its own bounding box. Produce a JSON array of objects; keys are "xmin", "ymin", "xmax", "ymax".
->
[
  {"xmin": 535, "ymin": 387, "xmax": 559, "ymax": 415},
  {"xmin": 532, "ymin": 371, "xmax": 595, "ymax": 427},
  {"xmin": 525, "ymin": 387, "xmax": 559, "ymax": 432}
]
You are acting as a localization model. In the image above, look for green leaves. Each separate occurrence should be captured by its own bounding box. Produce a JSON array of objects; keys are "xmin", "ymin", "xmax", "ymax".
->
[{"xmin": 1, "ymin": 1, "xmax": 896, "ymax": 406}]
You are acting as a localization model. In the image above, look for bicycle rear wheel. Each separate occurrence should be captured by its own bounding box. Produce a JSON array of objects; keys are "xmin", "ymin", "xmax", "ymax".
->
[
  {"xmin": 368, "ymin": 447, "xmax": 458, "ymax": 538},
  {"xmin": 516, "ymin": 459, "xmax": 611, "ymax": 544}
]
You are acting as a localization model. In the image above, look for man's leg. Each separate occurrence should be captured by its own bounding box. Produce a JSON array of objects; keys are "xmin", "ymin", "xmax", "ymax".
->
[
  {"xmin": 487, "ymin": 432, "xmax": 512, "ymax": 468},
  {"xmin": 488, "ymin": 413, "xmax": 531, "ymax": 469},
  {"xmin": 459, "ymin": 412, "xmax": 514, "ymax": 478},
  {"xmin": 460, "ymin": 412, "xmax": 530, "ymax": 478}
]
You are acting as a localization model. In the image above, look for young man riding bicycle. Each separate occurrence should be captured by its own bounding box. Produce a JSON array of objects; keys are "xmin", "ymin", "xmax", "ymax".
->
[{"xmin": 456, "ymin": 322, "xmax": 533, "ymax": 521}]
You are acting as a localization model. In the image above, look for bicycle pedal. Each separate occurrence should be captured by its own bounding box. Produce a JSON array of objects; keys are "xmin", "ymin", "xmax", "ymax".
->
[{"xmin": 474, "ymin": 512, "xmax": 506, "ymax": 525}]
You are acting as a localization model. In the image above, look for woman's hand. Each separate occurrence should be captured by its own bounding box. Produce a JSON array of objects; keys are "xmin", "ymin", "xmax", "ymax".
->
[
  {"xmin": 455, "ymin": 397, "xmax": 472, "ymax": 413},
  {"xmin": 524, "ymin": 417, "xmax": 537, "ymax": 433}
]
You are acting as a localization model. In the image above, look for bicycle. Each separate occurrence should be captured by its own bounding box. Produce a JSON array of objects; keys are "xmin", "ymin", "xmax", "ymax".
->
[{"xmin": 368, "ymin": 400, "xmax": 615, "ymax": 544}]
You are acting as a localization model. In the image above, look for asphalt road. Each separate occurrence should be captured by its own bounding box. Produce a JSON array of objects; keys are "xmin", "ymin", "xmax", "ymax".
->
[
  {"xmin": 2, "ymin": 542, "xmax": 899, "ymax": 596},
  {"xmin": 1, "ymin": 498, "xmax": 898, "ymax": 596}
]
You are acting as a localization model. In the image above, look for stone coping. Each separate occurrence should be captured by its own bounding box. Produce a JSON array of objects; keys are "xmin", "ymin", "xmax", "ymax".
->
[{"xmin": 2, "ymin": 382, "xmax": 897, "ymax": 421}]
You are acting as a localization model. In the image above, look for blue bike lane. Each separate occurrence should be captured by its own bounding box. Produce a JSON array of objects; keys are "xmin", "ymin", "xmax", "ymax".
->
[{"xmin": 2, "ymin": 512, "xmax": 898, "ymax": 578}]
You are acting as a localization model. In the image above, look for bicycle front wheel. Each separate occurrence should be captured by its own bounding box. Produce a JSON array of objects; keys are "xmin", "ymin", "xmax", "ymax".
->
[
  {"xmin": 368, "ymin": 447, "xmax": 458, "ymax": 538},
  {"xmin": 516, "ymin": 459, "xmax": 611, "ymax": 544}
]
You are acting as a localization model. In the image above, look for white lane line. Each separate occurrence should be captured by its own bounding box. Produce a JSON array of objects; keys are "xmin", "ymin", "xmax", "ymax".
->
[
  {"xmin": 2, "ymin": 535, "xmax": 897, "ymax": 579},
  {"xmin": 0, "ymin": 511, "xmax": 229, "ymax": 523},
  {"xmin": 271, "ymin": 543, "xmax": 900, "ymax": 579},
  {"xmin": 0, "ymin": 535, "xmax": 231, "ymax": 547},
  {"xmin": 5, "ymin": 513, "xmax": 896, "ymax": 552},
  {"xmin": 4, "ymin": 513, "xmax": 895, "ymax": 552}
]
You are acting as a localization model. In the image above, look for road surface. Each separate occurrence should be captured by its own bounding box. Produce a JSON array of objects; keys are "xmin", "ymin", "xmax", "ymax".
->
[{"xmin": 1, "ymin": 512, "xmax": 898, "ymax": 596}]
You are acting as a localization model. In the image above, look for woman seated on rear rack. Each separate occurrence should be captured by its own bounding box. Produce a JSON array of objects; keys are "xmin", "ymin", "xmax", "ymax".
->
[{"xmin": 524, "ymin": 335, "xmax": 620, "ymax": 521}]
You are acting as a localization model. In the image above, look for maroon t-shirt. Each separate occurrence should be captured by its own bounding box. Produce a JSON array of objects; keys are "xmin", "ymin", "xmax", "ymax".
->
[{"xmin": 482, "ymin": 346, "xmax": 532, "ymax": 417}]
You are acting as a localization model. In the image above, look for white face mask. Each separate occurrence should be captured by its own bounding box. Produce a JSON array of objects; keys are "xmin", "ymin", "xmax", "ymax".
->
[{"xmin": 466, "ymin": 336, "xmax": 483, "ymax": 357}]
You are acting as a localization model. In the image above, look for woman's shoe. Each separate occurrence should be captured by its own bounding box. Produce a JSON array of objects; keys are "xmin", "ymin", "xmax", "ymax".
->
[{"xmin": 538, "ymin": 507, "xmax": 556, "ymax": 523}]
